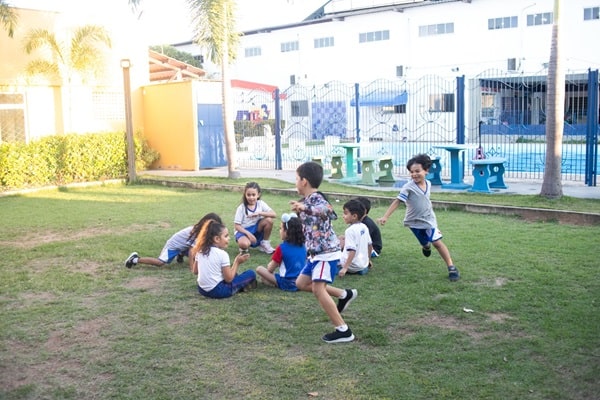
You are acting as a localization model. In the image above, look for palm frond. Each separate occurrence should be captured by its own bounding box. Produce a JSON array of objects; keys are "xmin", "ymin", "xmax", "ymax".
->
[{"xmin": 0, "ymin": 1, "xmax": 19, "ymax": 38}]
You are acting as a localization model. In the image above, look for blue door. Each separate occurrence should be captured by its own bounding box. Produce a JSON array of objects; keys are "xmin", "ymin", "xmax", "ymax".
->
[{"xmin": 197, "ymin": 104, "xmax": 227, "ymax": 168}]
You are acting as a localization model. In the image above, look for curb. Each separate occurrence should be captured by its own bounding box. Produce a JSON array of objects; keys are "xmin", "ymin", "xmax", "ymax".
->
[{"xmin": 139, "ymin": 178, "xmax": 600, "ymax": 226}]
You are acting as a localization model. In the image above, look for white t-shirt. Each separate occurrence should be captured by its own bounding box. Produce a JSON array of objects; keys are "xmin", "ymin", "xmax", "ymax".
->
[
  {"xmin": 234, "ymin": 199, "xmax": 273, "ymax": 232},
  {"xmin": 340, "ymin": 222, "xmax": 372, "ymax": 272},
  {"xmin": 196, "ymin": 246, "xmax": 230, "ymax": 291}
]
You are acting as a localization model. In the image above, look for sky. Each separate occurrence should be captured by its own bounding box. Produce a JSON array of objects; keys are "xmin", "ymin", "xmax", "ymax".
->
[{"xmin": 9, "ymin": 0, "xmax": 326, "ymax": 44}]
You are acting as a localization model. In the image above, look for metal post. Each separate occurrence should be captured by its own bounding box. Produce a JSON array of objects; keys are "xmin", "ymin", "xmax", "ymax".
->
[{"xmin": 121, "ymin": 59, "xmax": 136, "ymax": 183}]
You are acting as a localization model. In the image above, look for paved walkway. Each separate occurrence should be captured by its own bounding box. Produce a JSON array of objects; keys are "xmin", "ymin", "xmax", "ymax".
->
[{"xmin": 141, "ymin": 168, "xmax": 600, "ymax": 200}]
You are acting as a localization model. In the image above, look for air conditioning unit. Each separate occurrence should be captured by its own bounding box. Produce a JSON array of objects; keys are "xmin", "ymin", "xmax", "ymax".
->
[{"xmin": 507, "ymin": 58, "xmax": 517, "ymax": 71}]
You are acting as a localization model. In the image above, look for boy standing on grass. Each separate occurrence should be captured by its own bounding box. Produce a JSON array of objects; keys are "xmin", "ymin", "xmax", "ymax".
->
[
  {"xmin": 377, "ymin": 154, "xmax": 460, "ymax": 282},
  {"xmin": 338, "ymin": 199, "xmax": 373, "ymax": 276},
  {"xmin": 290, "ymin": 161, "xmax": 358, "ymax": 343}
]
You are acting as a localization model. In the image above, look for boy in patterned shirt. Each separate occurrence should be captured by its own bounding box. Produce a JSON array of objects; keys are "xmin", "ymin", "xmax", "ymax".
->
[{"xmin": 290, "ymin": 161, "xmax": 358, "ymax": 343}]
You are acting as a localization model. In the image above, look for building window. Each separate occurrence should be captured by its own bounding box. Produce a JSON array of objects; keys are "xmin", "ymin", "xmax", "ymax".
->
[
  {"xmin": 244, "ymin": 47, "xmax": 262, "ymax": 57},
  {"xmin": 382, "ymin": 105, "xmax": 406, "ymax": 114},
  {"xmin": 527, "ymin": 12, "xmax": 553, "ymax": 26},
  {"xmin": 488, "ymin": 16, "xmax": 518, "ymax": 30},
  {"xmin": 291, "ymin": 100, "xmax": 309, "ymax": 117},
  {"xmin": 428, "ymin": 93, "xmax": 454, "ymax": 112},
  {"xmin": 0, "ymin": 93, "xmax": 26, "ymax": 143},
  {"xmin": 418, "ymin": 23, "xmax": 454, "ymax": 37},
  {"xmin": 359, "ymin": 30, "xmax": 390, "ymax": 43},
  {"xmin": 584, "ymin": 7, "xmax": 600, "ymax": 20},
  {"xmin": 314, "ymin": 36, "xmax": 334, "ymax": 48},
  {"xmin": 280, "ymin": 41, "xmax": 299, "ymax": 53}
]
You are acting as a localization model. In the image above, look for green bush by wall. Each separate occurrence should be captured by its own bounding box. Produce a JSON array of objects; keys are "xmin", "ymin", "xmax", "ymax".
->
[{"xmin": 0, "ymin": 132, "xmax": 159, "ymax": 191}]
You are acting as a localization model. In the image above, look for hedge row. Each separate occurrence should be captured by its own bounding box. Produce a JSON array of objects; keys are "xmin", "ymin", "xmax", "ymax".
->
[{"xmin": 0, "ymin": 132, "xmax": 159, "ymax": 191}]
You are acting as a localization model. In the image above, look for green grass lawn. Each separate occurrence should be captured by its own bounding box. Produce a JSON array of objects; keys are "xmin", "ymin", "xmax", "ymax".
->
[{"xmin": 1, "ymin": 182, "xmax": 598, "ymax": 399}]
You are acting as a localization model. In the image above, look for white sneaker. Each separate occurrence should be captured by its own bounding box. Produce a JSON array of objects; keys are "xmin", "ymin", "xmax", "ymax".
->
[{"xmin": 259, "ymin": 240, "xmax": 275, "ymax": 254}]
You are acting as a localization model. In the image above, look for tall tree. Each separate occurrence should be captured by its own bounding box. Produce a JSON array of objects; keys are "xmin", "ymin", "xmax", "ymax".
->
[
  {"xmin": 540, "ymin": 0, "xmax": 564, "ymax": 198},
  {"xmin": 188, "ymin": 0, "xmax": 241, "ymax": 178},
  {"xmin": 0, "ymin": 0, "xmax": 18, "ymax": 38},
  {"xmin": 23, "ymin": 25, "xmax": 112, "ymax": 131}
]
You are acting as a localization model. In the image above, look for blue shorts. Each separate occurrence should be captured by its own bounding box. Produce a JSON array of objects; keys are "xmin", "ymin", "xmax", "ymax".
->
[
  {"xmin": 275, "ymin": 274, "xmax": 298, "ymax": 292},
  {"xmin": 410, "ymin": 227, "xmax": 443, "ymax": 247},
  {"xmin": 300, "ymin": 258, "xmax": 339, "ymax": 284},
  {"xmin": 159, "ymin": 247, "xmax": 188, "ymax": 264},
  {"xmin": 235, "ymin": 223, "xmax": 264, "ymax": 248}
]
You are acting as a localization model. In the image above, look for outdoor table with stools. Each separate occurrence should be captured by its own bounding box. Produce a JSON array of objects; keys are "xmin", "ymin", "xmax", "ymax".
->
[
  {"xmin": 432, "ymin": 144, "xmax": 474, "ymax": 189},
  {"xmin": 469, "ymin": 157, "xmax": 508, "ymax": 193},
  {"xmin": 332, "ymin": 143, "xmax": 361, "ymax": 183},
  {"xmin": 358, "ymin": 156, "xmax": 395, "ymax": 186}
]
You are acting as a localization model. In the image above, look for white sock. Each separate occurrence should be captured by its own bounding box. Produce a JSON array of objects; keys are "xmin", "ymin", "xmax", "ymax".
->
[
  {"xmin": 336, "ymin": 324, "xmax": 348, "ymax": 332},
  {"xmin": 338, "ymin": 290, "xmax": 347, "ymax": 299}
]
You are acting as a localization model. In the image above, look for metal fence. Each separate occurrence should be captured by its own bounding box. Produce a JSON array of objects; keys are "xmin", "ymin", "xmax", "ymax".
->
[{"xmin": 233, "ymin": 69, "xmax": 599, "ymax": 185}]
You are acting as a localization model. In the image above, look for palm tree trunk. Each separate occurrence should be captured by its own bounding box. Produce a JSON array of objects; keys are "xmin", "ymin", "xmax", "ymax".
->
[
  {"xmin": 221, "ymin": 2, "xmax": 239, "ymax": 179},
  {"xmin": 540, "ymin": 0, "xmax": 564, "ymax": 198}
]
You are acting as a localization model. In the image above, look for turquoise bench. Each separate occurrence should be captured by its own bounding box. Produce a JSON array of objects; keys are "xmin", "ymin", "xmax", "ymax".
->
[
  {"xmin": 358, "ymin": 156, "xmax": 395, "ymax": 186},
  {"xmin": 469, "ymin": 157, "xmax": 508, "ymax": 193},
  {"xmin": 426, "ymin": 156, "xmax": 443, "ymax": 185}
]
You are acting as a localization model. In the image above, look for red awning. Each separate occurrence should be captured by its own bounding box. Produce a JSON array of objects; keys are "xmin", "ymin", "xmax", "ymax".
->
[{"xmin": 231, "ymin": 79, "xmax": 286, "ymax": 99}]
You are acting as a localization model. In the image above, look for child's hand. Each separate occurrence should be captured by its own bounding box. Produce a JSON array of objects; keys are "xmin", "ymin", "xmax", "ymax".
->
[
  {"xmin": 235, "ymin": 252, "xmax": 250, "ymax": 264},
  {"xmin": 377, "ymin": 217, "xmax": 387, "ymax": 226},
  {"xmin": 247, "ymin": 233, "xmax": 257, "ymax": 244},
  {"xmin": 289, "ymin": 200, "xmax": 304, "ymax": 213}
]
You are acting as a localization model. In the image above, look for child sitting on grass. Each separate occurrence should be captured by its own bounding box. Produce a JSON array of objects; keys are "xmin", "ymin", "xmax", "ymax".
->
[
  {"xmin": 255, "ymin": 213, "xmax": 306, "ymax": 291},
  {"xmin": 338, "ymin": 199, "xmax": 373, "ymax": 276}
]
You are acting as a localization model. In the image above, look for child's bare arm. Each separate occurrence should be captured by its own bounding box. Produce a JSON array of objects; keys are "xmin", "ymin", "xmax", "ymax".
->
[{"xmin": 378, "ymin": 199, "xmax": 402, "ymax": 225}]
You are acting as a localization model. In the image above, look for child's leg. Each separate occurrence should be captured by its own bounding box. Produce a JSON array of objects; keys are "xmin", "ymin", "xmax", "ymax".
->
[
  {"xmin": 312, "ymin": 281, "xmax": 344, "ymax": 327},
  {"xmin": 296, "ymin": 274, "xmax": 313, "ymax": 292},
  {"xmin": 258, "ymin": 218, "xmax": 274, "ymax": 240},
  {"xmin": 230, "ymin": 270, "xmax": 257, "ymax": 293},
  {"xmin": 256, "ymin": 266, "xmax": 277, "ymax": 286},
  {"xmin": 432, "ymin": 239, "xmax": 453, "ymax": 267}
]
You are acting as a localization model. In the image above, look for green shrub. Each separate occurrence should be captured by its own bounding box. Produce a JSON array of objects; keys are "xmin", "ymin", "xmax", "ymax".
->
[{"xmin": 0, "ymin": 131, "xmax": 159, "ymax": 191}]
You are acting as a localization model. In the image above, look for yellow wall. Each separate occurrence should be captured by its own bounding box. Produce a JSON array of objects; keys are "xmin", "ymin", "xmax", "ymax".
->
[{"xmin": 142, "ymin": 81, "xmax": 198, "ymax": 170}]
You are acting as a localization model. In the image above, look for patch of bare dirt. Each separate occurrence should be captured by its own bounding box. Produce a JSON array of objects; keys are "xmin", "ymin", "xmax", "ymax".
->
[
  {"xmin": 123, "ymin": 276, "xmax": 163, "ymax": 291},
  {"xmin": 0, "ymin": 222, "xmax": 171, "ymax": 250},
  {"xmin": 1, "ymin": 317, "xmax": 113, "ymax": 395}
]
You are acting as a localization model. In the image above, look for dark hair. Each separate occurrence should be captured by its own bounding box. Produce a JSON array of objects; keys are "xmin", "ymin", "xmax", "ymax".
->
[
  {"xmin": 406, "ymin": 154, "xmax": 432, "ymax": 171},
  {"xmin": 296, "ymin": 161, "xmax": 323, "ymax": 189},
  {"xmin": 282, "ymin": 216, "xmax": 305, "ymax": 246},
  {"xmin": 343, "ymin": 199, "xmax": 366, "ymax": 220},
  {"xmin": 242, "ymin": 182, "xmax": 262, "ymax": 212},
  {"xmin": 192, "ymin": 219, "xmax": 226, "ymax": 256},
  {"xmin": 187, "ymin": 212, "xmax": 223, "ymax": 243},
  {"xmin": 355, "ymin": 196, "xmax": 371, "ymax": 214}
]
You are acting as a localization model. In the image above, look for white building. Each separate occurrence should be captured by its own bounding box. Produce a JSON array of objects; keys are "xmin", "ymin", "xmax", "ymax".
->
[{"xmin": 174, "ymin": 0, "xmax": 600, "ymax": 88}]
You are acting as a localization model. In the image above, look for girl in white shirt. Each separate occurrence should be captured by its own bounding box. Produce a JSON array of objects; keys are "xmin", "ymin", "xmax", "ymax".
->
[{"xmin": 192, "ymin": 219, "xmax": 257, "ymax": 299}]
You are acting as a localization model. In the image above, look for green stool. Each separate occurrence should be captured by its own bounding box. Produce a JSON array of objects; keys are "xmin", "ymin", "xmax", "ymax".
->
[{"xmin": 330, "ymin": 155, "xmax": 344, "ymax": 179}]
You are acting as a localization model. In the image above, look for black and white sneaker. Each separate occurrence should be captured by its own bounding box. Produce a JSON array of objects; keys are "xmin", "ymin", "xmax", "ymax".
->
[
  {"xmin": 322, "ymin": 328, "xmax": 354, "ymax": 343},
  {"xmin": 337, "ymin": 289, "xmax": 358, "ymax": 313},
  {"xmin": 125, "ymin": 252, "xmax": 138, "ymax": 268},
  {"xmin": 422, "ymin": 246, "xmax": 432, "ymax": 257},
  {"xmin": 176, "ymin": 253, "xmax": 184, "ymax": 263}
]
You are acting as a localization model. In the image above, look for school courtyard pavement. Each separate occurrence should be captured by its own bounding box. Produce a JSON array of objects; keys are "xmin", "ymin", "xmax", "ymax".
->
[{"xmin": 140, "ymin": 167, "xmax": 600, "ymax": 200}]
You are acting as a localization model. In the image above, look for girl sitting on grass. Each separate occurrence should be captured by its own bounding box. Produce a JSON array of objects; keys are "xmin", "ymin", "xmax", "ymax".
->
[
  {"xmin": 192, "ymin": 219, "xmax": 257, "ymax": 299},
  {"xmin": 256, "ymin": 213, "xmax": 306, "ymax": 291}
]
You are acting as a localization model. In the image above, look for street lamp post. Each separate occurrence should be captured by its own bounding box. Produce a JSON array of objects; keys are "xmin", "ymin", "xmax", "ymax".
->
[{"xmin": 121, "ymin": 59, "xmax": 136, "ymax": 183}]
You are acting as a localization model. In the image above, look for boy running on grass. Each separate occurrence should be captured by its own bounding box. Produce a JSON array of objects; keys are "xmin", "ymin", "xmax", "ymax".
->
[
  {"xmin": 290, "ymin": 161, "xmax": 358, "ymax": 343},
  {"xmin": 377, "ymin": 154, "xmax": 460, "ymax": 281}
]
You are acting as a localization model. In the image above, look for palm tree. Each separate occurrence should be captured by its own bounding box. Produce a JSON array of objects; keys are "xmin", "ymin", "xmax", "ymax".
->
[
  {"xmin": 540, "ymin": 0, "xmax": 564, "ymax": 198},
  {"xmin": 0, "ymin": 0, "xmax": 18, "ymax": 38},
  {"xmin": 188, "ymin": 0, "xmax": 241, "ymax": 178},
  {"xmin": 23, "ymin": 25, "xmax": 112, "ymax": 131}
]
